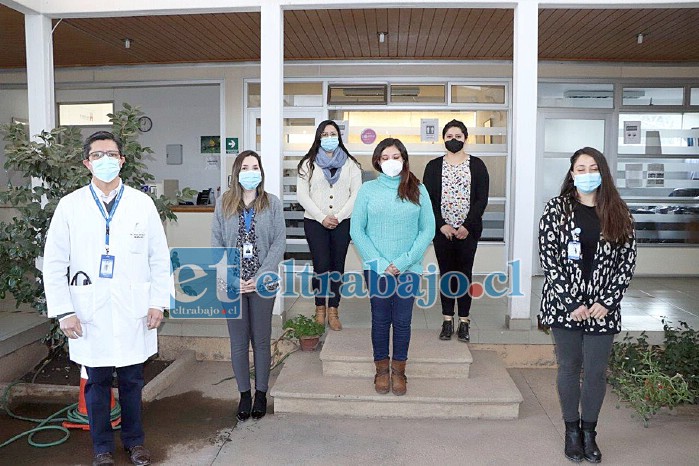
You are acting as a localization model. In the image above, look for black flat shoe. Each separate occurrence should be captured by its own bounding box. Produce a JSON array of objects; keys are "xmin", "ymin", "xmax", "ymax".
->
[
  {"xmin": 457, "ymin": 321, "xmax": 470, "ymax": 342},
  {"xmin": 439, "ymin": 320, "xmax": 453, "ymax": 340},
  {"xmin": 252, "ymin": 390, "xmax": 267, "ymax": 419},
  {"xmin": 237, "ymin": 390, "xmax": 252, "ymax": 422}
]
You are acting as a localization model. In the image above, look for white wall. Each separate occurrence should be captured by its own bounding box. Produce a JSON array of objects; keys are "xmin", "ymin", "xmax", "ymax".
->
[{"xmin": 0, "ymin": 88, "xmax": 29, "ymax": 188}]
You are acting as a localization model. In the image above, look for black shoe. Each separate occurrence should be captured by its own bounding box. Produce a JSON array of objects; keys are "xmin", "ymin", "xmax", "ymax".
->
[
  {"xmin": 251, "ymin": 390, "xmax": 267, "ymax": 419},
  {"xmin": 439, "ymin": 320, "xmax": 453, "ymax": 340},
  {"xmin": 457, "ymin": 321, "xmax": 470, "ymax": 342},
  {"xmin": 124, "ymin": 445, "xmax": 151, "ymax": 466},
  {"xmin": 237, "ymin": 390, "xmax": 252, "ymax": 422},
  {"xmin": 581, "ymin": 420, "xmax": 602, "ymax": 463},
  {"xmin": 564, "ymin": 420, "xmax": 585, "ymax": 463},
  {"xmin": 92, "ymin": 452, "xmax": 115, "ymax": 466}
]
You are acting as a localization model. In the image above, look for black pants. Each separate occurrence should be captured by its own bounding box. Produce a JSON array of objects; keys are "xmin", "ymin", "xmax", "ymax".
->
[
  {"xmin": 433, "ymin": 233, "xmax": 479, "ymax": 317},
  {"xmin": 304, "ymin": 218, "xmax": 351, "ymax": 307},
  {"xmin": 552, "ymin": 328, "xmax": 614, "ymax": 423},
  {"xmin": 85, "ymin": 363, "xmax": 144, "ymax": 454}
]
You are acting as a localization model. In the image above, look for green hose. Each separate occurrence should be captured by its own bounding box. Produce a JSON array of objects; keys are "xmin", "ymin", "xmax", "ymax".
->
[{"xmin": 0, "ymin": 381, "xmax": 121, "ymax": 449}]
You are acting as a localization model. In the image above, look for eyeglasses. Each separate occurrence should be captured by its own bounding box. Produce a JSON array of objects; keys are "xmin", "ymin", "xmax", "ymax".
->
[
  {"xmin": 321, "ymin": 132, "xmax": 338, "ymax": 138},
  {"xmin": 88, "ymin": 151, "xmax": 121, "ymax": 160}
]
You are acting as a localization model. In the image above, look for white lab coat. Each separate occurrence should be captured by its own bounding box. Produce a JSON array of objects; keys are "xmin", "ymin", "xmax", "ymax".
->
[{"xmin": 43, "ymin": 184, "xmax": 172, "ymax": 368}]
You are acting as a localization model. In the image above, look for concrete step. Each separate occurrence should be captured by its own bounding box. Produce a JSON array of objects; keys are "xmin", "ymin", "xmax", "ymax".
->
[
  {"xmin": 320, "ymin": 328, "xmax": 472, "ymax": 378},
  {"xmin": 271, "ymin": 350, "xmax": 522, "ymax": 419}
]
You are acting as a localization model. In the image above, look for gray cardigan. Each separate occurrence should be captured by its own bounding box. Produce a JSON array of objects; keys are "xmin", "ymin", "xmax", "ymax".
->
[{"xmin": 211, "ymin": 193, "xmax": 286, "ymax": 280}]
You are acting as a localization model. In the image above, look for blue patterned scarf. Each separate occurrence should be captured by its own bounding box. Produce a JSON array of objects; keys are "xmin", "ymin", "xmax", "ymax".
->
[{"xmin": 314, "ymin": 147, "xmax": 348, "ymax": 186}]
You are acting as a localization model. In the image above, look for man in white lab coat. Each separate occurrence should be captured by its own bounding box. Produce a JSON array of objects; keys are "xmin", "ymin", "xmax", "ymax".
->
[{"xmin": 44, "ymin": 131, "xmax": 172, "ymax": 466}]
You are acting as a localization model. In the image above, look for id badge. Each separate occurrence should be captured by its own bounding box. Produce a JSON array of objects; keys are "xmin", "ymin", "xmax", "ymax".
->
[
  {"xmin": 242, "ymin": 242, "xmax": 254, "ymax": 259},
  {"xmin": 567, "ymin": 241, "xmax": 581, "ymax": 261},
  {"xmin": 99, "ymin": 254, "xmax": 115, "ymax": 278}
]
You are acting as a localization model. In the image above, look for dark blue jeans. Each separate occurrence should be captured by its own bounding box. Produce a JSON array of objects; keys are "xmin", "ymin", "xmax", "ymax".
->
[
  {"xmin": 364, "ymin": 270, "xmax": 419, "ymax": 362},
  {"xmin": 85, "ymin": 363, "xmax": 145, "ymax": 454}
]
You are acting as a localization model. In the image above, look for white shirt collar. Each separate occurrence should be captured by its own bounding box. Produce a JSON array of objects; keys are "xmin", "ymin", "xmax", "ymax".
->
[{"xmin": 91, "ymin": 179, "xmax": 123, "ymax": 203}]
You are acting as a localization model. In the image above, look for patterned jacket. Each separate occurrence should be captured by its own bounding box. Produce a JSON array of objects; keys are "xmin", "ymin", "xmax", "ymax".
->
[{"xmin": 538, "ymin": 196, "xmax": 637, "ymax": 334}]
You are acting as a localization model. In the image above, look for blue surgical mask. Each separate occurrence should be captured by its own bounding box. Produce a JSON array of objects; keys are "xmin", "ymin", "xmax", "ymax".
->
[
  {"xmin": 90, "ymin": 156, "xmax": 121, "ymax": 183},
  {"xmin": 239, "ymin": 170, "xmax": 262, "ymax": 190},
  {"xmin": 320, "ymin": 136, "xmax": 339, "ymax": 152},
  {"xmin": 574, "ymin": 172, "xmax": 602, "ymax": 194}
]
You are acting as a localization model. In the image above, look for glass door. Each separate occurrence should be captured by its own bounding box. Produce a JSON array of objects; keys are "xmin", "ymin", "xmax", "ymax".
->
[
  {"xmin": 247, "ymin": 109, "xmax": 325, "ymax": 263},
  {"xmin": 534, "ymin": 111, "xmax": 612, "ymax": 274}
]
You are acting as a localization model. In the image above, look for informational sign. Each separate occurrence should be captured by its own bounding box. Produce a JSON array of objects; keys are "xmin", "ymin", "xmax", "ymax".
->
[
  {"xmin": 361, "ymin": 128, "xmax": 377, "ymax": 145},
  {"xmin": 204, "ymin": 155, "xmax": 220, "ymax": 171},
  {"xmin": 625, "ymin": 163, "xmax": 643, "ymax": 188},
  {"xmin": 226, "ymin": 137, "xmax": 239, "ymax": 155},
  {"xmin": 647, "ymin": 163, "xmax": 665, "ymax": 187},
  {"xmin": 421, "ymin": 118, "xmax": 439, "ymax": 142},
  {"xmin": 334, "ymin": 120, "xmax": 349, "ymax": 141},
  {"xmin": 623, "ymin": 121, "xmax": 641, "ymax": 144}
]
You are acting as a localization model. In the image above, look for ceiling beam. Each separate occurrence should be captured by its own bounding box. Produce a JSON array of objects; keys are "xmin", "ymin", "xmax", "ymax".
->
[{"xmin": 0, "ymin": 0, "xmax": 41, "ymax": 14}]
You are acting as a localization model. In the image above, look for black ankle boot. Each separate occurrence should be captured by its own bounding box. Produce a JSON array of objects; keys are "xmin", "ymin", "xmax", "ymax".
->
[
  {"xmin": 439, "ymin": 320, "xmax": 453, "ymax": 340},
  {"xmin": 457, "ymin": 320, "xmax": 470, "ymax": 342},
  {"xmin": 237, "ymin": 390, "xmax": 252, "ymax": 421},
  {"xmin": 564, "ymin": 420, "xmax": 584, "ymax": 462},
  {"xmin": 581, "ymin": 420, "xmax": 602, "ymax": 463},
  {"xmin": 251, "ymin": 390, "xmax": 267, "ymax": 420}
]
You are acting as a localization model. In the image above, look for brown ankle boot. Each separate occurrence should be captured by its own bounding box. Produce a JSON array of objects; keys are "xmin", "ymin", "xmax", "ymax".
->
[
  {"xmin": 374, "ymin": 359, "xmax": 390, "ymax": 394},
  {"xmin": 391, "ymin": 359, "xmax": 407, "ymax": 396},
  {"xmin": 315, "ymin": 306, "xmax": 326, "ymax": 326},
  {"xmin": 327, "ymin": 307, "xmax": 342, "ymax": 331}
]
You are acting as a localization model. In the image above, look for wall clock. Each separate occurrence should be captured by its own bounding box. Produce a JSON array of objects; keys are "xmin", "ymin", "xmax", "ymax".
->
[{"xmin": 138, "ymin": 116, "xmax": 153, "ymax": 132}]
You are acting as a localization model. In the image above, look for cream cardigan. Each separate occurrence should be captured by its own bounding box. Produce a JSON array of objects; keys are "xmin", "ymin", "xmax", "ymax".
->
[{"xmin": 296, "ymin": 158, "xmax": 362, "ymax": 223}]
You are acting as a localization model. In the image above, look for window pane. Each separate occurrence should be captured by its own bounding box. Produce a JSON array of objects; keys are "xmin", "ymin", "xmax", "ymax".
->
[
  {"xmin": 58, "ymin": 102, "xmax": 113, "ymax": 126},
  {"xmin": 691, "ymin": 88, "xmax": 699, "ymax": 106},
  {"xmin": 544, "ymin": 119, "xmax": 605, "ymax": 154},
  {"xmin": 390, "ymin": 84, "xmax": 445, "ymax": 104},
  {"xmin": 451, "ymin": 85, "xmax": 505, "ymax": 104},
  {"xmin": 629, "ymin": 201, "xmax": 699, "ymax": 244},
  {"xmin": 538, "ymin": 83, "xmax": 613, "ymax": 108},
  {"xmin": 622, "ymin": 87, "xmax": 683, "ymax": 106},
  {"xmin": 618, "ymin": 113, "xmax": 699, "ymax": 155},
  {"xmin": 284, "ymin": 82, "xmax": 322, "ymax": 107},
  {"xmin": 247, "ymin": 83, "xmax": 260, "ymax": 107},
  {"xmin": 328, "ymin": 85, "xmax": 387, "ymax": 105}
]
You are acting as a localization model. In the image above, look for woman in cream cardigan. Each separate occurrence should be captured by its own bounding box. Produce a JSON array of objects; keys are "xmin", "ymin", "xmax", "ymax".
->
[{"xmin": 297, "ymin": 120, "xmax": 362, "ymax": 331}]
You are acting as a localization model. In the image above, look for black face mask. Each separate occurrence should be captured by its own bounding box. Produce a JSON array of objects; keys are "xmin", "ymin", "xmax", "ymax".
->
[{"xmin": 445, "ymin": 139, "xmax": 464, "ymax": 153}]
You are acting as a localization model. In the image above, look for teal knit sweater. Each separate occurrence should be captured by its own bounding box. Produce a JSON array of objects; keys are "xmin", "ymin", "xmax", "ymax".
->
[{"xmin": 350, "ymin": 173, "xmax": 435, "ymax": 274}]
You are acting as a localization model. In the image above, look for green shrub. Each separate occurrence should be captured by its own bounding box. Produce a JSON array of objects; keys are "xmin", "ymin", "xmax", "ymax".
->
[{"xmin": 282, "ymin": 314, "xmax": 325, "ymax": 339}]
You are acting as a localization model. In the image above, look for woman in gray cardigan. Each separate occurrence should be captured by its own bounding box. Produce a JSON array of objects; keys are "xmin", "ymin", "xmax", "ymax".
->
[{"xmin": 211, "ymin": 150, "xmax": 286, "ymax": 421}]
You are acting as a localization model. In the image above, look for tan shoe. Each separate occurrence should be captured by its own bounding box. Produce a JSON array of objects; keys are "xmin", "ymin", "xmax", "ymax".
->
[
  {"xmin": 327, "ymin": 307, "xmax": 342, "ymax": 331},
  {"xmin": 315, "ymin": 305, "xmax": 327, "ymax": 326},
  {"xmin": 374, "ymin": 358, "xmax": 390, "ymax": 394},
  {"xmin": 391, "ymin": 359, "xmax": 407, "ymax": 396}
]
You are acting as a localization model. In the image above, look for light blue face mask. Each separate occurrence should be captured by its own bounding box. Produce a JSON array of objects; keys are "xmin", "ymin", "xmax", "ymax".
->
[
  {"xmin": 91, "ymin": 156, "xmax": 121, "ymax": 183},
  {"xmin": 239, "ymin": 170, "xmax": 262, "ymax": 190},
  {"xmin": 574, "ymin": 172, "xmax": 602, "ymax": 194},
  {"xmin": 320, "ymin": 136, "xmax": 339, "ymax": 152}
]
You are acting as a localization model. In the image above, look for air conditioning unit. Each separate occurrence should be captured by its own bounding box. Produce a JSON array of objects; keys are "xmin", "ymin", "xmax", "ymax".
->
[
  {"xmin": 563, "ymin": 90, "xmax": 645, "ymax": 99},
  {"xmin": 341, "ymin": 86, "xmax": 386, "ymax": 97},
  {"xmin": 391, "ymin": 86, "xmax": 420, "ymax": 97}
]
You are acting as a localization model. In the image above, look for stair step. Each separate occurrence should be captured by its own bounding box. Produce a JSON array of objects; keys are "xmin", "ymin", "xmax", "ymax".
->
[
  {"xmin": 271, "ymin": 350, "xmax": 522, "ymax": 419},
  {"xmin": 320, "ymin": 328, "xmax": 472, "ymax": 378}
]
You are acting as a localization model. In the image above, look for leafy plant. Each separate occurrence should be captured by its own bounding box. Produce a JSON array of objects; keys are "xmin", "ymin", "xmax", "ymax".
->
[
  {"xmin": 608, "ymin": 319, "xmax": 698, "ymax": 426},
  {"xmin": 0, "ymin": 103, "xmax": 196, "ymax": 350},
  {"xmin": 282, "ymin": 314, "xmax": 325, "ymax": 339}
]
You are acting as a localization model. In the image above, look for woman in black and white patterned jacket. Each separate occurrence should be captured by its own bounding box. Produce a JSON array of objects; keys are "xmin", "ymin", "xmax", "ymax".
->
[{"xmin": 538, "ymin": 147, "xmax": 636, "ymax": 464}]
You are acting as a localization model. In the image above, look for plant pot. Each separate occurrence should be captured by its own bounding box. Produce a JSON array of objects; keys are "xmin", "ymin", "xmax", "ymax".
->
[{"xmin": 299, "ymin": 336, "xmax": 320, "ymax": 352}]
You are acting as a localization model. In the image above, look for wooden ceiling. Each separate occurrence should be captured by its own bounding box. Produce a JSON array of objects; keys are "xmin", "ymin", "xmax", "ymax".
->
[{"xmin": 1, "ymin": 5, "xmax": 698, "ymax": 68}]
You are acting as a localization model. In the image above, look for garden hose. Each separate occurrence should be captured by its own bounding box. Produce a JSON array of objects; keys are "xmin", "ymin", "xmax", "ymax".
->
[{"xmin": 0, "ymin": 381, "xmax": 121, "ymax": 449}]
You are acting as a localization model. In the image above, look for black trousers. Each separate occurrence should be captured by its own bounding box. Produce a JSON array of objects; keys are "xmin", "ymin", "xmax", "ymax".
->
[
  {"xmin": 304, "ymin": 217, "xmax": 351, "ymax": 307},
  {"xmin": 433, "ymin": 232, "xmax": 479, "ymax": 317},
  {"xmin": 85, "ymin": 363, "xmax": 144, "ymax": 454}
]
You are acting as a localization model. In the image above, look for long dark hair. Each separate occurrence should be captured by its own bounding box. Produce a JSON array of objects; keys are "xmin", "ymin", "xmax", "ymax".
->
[
  {"xmin": 221, "ymin": 150, "xmax": 270, "ymax": 217},
  {"xmin": 372, "ymin": 138, "xmax": 421, "ymax": 205},
  {"xmin": 560, "ymin": 147, "xmax": 633, "ymax": 243},
  {"xmin": 297, "ymin": 120, "xmax": 360, "ymax": 179}
]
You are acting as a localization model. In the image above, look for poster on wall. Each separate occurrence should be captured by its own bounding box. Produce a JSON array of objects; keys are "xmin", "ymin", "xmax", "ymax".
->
[
  {"xmin": 420, "ymin": 118, "xmax": 439, "ymax": 142},
  {"xmin": 623, "ymin": 121, "xmax": 642, "ymax": 144},
  {"xmin": 625, "ymin": 163, "xmax": 643, "ymax": 188},
  {"xmin": 200, "ymin": 136, "xmax": 221, "ymax": 154},
  {"xmin": 334, "ymin": 120, "xmax": 349, "ymax": 141},
  {"xmin": 647, "ymin": 163, "xmax": 665, "ymax": 187},
  {"xmin": 204, "ymin": 155, "xmax": 220, "ymax": 171}
]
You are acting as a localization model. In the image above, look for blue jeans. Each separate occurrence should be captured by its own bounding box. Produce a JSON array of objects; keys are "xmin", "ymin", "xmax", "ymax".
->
[
  {"xmin": 85, "ymin": 363, "xmax": 144, "ymax": 454},
  {"xmin": 364, "ymin": 270, "xmax": 419, "ymax": 362}
]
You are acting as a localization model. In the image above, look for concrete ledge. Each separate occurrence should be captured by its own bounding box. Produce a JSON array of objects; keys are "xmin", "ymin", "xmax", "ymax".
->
[
  {"xmin": 159, "ymin": 335, "xmax": 231, "ymax": 361},
  {"xmin": 471, "ymin": 344, "xmax": 557, "ymax": 368},
  {"xmin": 505, "ymin": 316, "xmax": 532, "ymax": 331},
  {"xmin": 0, "ymin": 320, "xmax": 51, "ymax": 359},
  {"xmin": 142, "ymin": 350, "xmax": 196, "ymax": 402},
  {"xmin": 0, "ymin": 340, "xmax": 48, "ymax": 382}
]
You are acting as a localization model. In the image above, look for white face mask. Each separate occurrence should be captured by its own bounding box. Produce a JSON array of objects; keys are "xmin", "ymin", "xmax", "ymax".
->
[{"xmin": 381, "ymin": 159, "xmax": 403, "ymax": 177}]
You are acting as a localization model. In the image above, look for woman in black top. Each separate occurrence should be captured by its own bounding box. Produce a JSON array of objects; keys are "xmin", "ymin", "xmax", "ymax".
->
[
  {"xmin": 538, "ymin": 147, "xmax": 636, "ymax": 463},
  {"xmin": 423, "ymin": 120, "xmax": 489, "ymax": 342}
]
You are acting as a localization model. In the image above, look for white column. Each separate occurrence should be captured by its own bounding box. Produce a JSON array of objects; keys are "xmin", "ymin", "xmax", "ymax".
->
[
  {"xmin": 507, "ymin": 0, "xmax": 538, "ymax": 330},
  {"xmin": 260, "ymin": 0, "xmax": 283, "ymax": 198},
  {"xmin": 260, "ymin": 1, "xmax": 285, "ymax": 318},
  {"xmin": 24, "ymin": 14, "xmax": 56, "ymax": 139}
]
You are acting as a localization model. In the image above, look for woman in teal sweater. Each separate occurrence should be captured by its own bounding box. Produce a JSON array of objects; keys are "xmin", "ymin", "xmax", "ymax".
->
[{"xmin": 350, "ymin": 138, "xmax": 435, "ymax": 396}]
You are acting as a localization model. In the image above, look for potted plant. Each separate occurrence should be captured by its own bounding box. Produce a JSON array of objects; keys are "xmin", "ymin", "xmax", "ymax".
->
[{"xmin": 283, "ymin": 314, "xmax": 326, "ymax": 351}]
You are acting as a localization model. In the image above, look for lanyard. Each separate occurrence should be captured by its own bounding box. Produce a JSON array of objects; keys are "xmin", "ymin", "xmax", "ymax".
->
[
  {"xmin": 89, "ymin": 184, "xmax": 124, "ymax": 254},
  {"xmin": 243, "ymin": 207, "xmax": 255, "ymax": 233}
]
